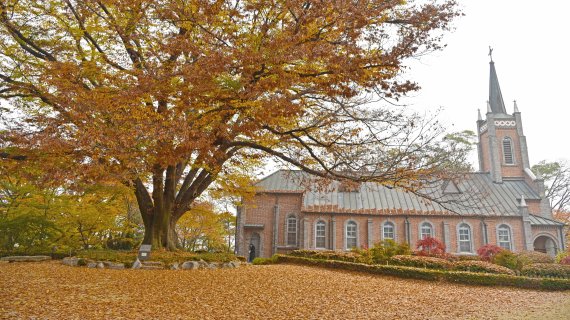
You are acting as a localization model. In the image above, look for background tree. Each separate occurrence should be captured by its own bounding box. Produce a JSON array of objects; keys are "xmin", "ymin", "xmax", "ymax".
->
[
  {"xmin": 176, "ymin": 202, "xmax": 234, "ymax": 252},
  {"xmin": 532, "ymin": 160, "xmax": 570, "ymax": 212},
  {"xmin": 0, "ymin": 0, "xmax": 461, "ymax": 249}
]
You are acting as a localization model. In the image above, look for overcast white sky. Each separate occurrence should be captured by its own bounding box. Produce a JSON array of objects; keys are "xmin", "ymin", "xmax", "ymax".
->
[{"xmin": 401, "ymin": 0, "xmax": 570, "ymax": 168}]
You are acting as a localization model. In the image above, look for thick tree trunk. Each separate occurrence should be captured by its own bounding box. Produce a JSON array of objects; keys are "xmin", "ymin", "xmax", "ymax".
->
[{"xmin": 141, "ymin": 206, "xmax": 178, "ymax": 250}]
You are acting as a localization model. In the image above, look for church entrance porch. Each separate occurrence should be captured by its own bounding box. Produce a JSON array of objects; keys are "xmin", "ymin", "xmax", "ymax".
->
[
  {"xmin": 249, "ymin": 232, "xmax": 261, "ymax": 261},
  {"xmin": 533, "ymin": 235, "xmax": 557, "ymax": 257}
]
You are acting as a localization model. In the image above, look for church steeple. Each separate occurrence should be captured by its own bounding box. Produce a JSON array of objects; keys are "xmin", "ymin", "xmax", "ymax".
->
[
  {"xmin": 476, "ymin": 51, "xmax": 531, "ymax": 183},
  {"xmin": 488, "ymin": 47, "xmax": 507, "ymax": 114}
]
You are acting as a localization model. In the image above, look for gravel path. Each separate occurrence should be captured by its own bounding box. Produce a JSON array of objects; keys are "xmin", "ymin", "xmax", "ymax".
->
[{"xmin": 1, "ymin": 262, "xmax": 568, "ymax": 319}]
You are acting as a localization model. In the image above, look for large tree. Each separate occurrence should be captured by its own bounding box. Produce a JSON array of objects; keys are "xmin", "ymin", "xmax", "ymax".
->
[{"xmin": 0, "ymin": 0, "xmax": 461, "ymax": 249}]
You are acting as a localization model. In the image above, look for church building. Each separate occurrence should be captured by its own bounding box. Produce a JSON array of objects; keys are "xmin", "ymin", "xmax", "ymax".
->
[{"xmin": 236, "ymin": 59, "xmax": 566, "ymax": 259}]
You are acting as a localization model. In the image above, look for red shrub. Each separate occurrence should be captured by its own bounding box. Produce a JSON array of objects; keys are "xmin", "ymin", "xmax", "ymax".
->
[
  {"xmin": 477, "ymin": 244, "xmax": 504, "ymax": 262},
  {"xmin": 416, "ymin": 237, "xmax": 447, "ymax": 258},
  {"xmin": 560, "ymin": 255, "xmax": 570, "ymax": 266}
]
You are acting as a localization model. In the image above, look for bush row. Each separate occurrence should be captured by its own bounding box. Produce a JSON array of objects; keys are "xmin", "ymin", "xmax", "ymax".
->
[
  {"xmin": 521, "ymin": 263, "xmax": 570, "ymax": 279},
  {"xmin": 276, "ymin": 255, "xmax": 570, "ymax": 291},
  {"xmin": 252, "ymin": 255, "xmax": 278, "ymax": 265}
]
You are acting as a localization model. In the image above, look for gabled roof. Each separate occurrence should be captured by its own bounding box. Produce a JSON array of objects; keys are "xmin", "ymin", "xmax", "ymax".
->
[
  {"xmin": 528, "ymin": 214, "xmax": 565, "ymax": 226},
  {"xmin": 255, "ymin": 170, "xmax": 541, "ymax": 216}
]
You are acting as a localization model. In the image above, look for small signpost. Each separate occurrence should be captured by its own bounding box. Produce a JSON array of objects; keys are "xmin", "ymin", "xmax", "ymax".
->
[{"xmin": 138, "ymin": 244, "xmax": 152, "ymax": 261}]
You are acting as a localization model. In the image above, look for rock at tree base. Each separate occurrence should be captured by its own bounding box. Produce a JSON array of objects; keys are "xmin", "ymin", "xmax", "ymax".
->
[
  {"xmin": 62, "ymin": 257, "xmax": 79, "ymax": 267},
  {"xmin": 181, "ymin": 261, "xmax": 199, "ymax": 270},
  {"xmin": 131, "ymin": 259, "xmax": 142, "ymax": 269}
]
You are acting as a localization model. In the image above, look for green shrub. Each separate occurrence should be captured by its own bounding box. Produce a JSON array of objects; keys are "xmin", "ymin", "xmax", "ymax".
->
[
  {"xmin": 252, "ymin": 255, "xmax": 278, "ymax": 265},
  {"xmin": 493, "ymin": 250, "xmax": 522, "ymax": 270},
  {"xmin": 521, "ymin": 263, "xmax": 570, "ymax": 279},
  {"xmin": 555, "ymin": 250, "xmax": 569, "ymax": 264},
  {"xmin": 453, "ymin": 255, "xmax": 481, "ymax": 261},
  {"xmin": 452, "ymin": 260, "xmax": 515, "ymax": 275},
  {"xmin": 390, "ymin": 255, "xmax": 453, "ymax": 270},
  {"xmin": 370, "ymin": 240, "xmax": 411, "ymax": 264},
  {"xmin": 106, "ymin": 238, "xmax": 138, "ymax": 251},
  {"xmin": 517, "ymin": 251, "xmax": 555, "ymax": 264},
  {"xmin": 289, "ymin": 250, "xmax": 364, "ymax": 263}
]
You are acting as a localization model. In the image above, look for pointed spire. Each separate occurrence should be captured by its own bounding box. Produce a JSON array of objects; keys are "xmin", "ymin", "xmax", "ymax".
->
[
  {"xmin": 486, "ymin": 101, "xmax": 492, "ymax": 113},
  {"xmin": 477, "ymin": 108, "xmax": 482, "ymax": 121},
  {"xmin": 513, "ymin": 100, "xmax": 519, "ymax": 113},
  {"xmin": 519, "ymin": 195, "xmax": 527, "ymax": 207},
  {"xmin": 488, "ymin": 50, "xmax": 507, "ymax": 114}
]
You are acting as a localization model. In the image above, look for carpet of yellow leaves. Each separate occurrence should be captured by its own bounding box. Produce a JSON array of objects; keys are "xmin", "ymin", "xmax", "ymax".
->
[{"xmin": 1, "ymin": 262, "xmax": 569, "ymax": 319}]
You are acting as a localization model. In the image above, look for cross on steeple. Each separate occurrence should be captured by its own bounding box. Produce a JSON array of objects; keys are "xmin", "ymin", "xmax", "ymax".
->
[{"xmin": 488, "ymin": 46, "xmax": 493, "ymax": 62}]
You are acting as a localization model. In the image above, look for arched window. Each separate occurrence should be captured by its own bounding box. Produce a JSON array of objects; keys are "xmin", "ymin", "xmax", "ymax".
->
[
  {"xmin": 497, "ymin": 224, "xmax": 512, "ymax": 250},
  {"xmin": 315, "ymin": 221, "xmax": 326, "ymax": 249},
  {"xmin": 502, "ymin": 137, "xmax": 514, "ymax": 164},
  {"xmin": 346, "ymin": 221, "xmax": 357, "ymax": 249},
  {"xmin": 420, "ymin": 222, "xmax": 433, "ymax": 239},
  {"xmin": 286, "ymin": 216, "xmax": 297, "ymax": 246},
  {"xmin": 458, "ymin": 223, "xmax": 472, "ymax": 253},
  {"xmin": 382, "ymin": 222, "xmax": 395, "ymax": 240}
]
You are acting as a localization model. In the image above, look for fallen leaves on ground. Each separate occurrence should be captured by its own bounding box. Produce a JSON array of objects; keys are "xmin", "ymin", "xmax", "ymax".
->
[{"xmin": 1, "ymin": 262, "xmax": 569, "ymax": 319}]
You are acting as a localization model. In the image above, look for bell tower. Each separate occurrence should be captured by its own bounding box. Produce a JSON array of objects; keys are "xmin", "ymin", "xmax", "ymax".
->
[{"xmin": 476, "ymin": 50, "xmax": 531, "ymax": 182}]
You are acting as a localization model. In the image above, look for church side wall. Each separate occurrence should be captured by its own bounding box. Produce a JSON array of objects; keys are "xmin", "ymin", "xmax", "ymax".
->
[{"xmin": 301, "ymin": 214, "xmax": 527, "ymax": 255}]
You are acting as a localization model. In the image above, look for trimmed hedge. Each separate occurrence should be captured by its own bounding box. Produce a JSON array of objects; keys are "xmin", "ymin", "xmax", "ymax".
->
[
  {"xmin": 517, "ymin": 251, "xmax": 555, "ymax": 264},
  {"xmin": 452, "ymin": 260, "xmax": 515, "ymax": 275},
  {"xmin": 275, "ymin": 255, "xmax": 570, "ymax": 291},
  {"xmin": 289, "ymin": 250, "xmax": 364, "ymax": 263},
  {"xmin": 390, "ymin": 255, "xmax": 453, "ymax": 270},
  {"xmin": 521, "ymin": 263, "xmax": 570, "ymax": 279},
  {"xmin": 252, "ymin": 255, "xmax": 278, "ymax": 265}
]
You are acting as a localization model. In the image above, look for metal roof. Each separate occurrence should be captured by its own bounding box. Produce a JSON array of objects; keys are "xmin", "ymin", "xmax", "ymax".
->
[
  {"xmin": 255, "ymin": 170, "xmax": 542, "ymax": 216},
  {"xmin": 528, "ymin": 215, "xmax": 565, "ymax": 226}
]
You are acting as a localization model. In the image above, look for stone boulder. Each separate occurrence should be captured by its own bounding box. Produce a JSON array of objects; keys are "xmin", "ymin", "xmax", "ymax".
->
[
  {"xmin": 170, "ymin": 263, "xmax": 180, "ymax": 270},
  {"xmin": 96, "ymin": 262, "xmax": 105, "ymax": 269},
  {"xmin": 62, "ymin": 257, "xmax": 79, "ymax": 267},
  {"xmin": 102, "ymin": 261, "xmax": 125, "ymax": 270},
  {"xmin": 87, "ymin": 261, "xmax": 98, "ymax": 268},
  {"xmin": 181, "ymin": 261, "xmax": 200, "ymax": 270},
  {"xmin": 140, "ymin": 261, "xmax": 164, "ymax": 270},
  {"xmin": 0, "ymin": 255, "xmax": 51, "ymax": 262},
  {"xmin": 131, "ymin": 259, "xmax": 142, "ymax": 269}
]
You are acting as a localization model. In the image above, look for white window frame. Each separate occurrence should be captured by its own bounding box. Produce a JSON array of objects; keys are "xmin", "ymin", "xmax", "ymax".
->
[
  {"xmin": 497, "ymin": 224, "xmax": 513, "ymax": 251},
  {"xmin": 286, "ymin": 215, "xmax": 297, "ymax": 246},
  {"xmin": 419, "ymin": 221, "xmax": 434, "ymax": 240},
  {"xmin": 315, "ymin": 220, "xmax": 326, "ymax": 249},
  {"xmin": 345, "ymin": 220, "xmax": 358, "ymax": 250},
  {"xmin": 382, "ymin": 221, "xmax": 396, "ymax": 241},
  {"xmin": 457, "ymin": 223, "xmax": 473, "ymax": 253}
]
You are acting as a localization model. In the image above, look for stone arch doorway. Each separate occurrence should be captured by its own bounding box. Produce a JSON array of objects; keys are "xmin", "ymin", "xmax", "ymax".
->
[
  {"xmin": 249, "ymin": 232, "xmax": 261, "ymax": 261},
  {"xmin": 533, "ymin": 235, "xmax": 557, "ymax": 257}
]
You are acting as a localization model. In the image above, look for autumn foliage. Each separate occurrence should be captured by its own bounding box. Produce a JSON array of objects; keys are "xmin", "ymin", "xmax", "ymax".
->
[
  {"xmin": 416, "ymin": 236, "xmax": 447, "ymax": 258},
  {"xmin": 476, "ymin": 244, "xmax": 504, "ymax": 262},
  {"xmin": 0, "ymin": 0, "xmax": 461, "ymax": 249}
]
